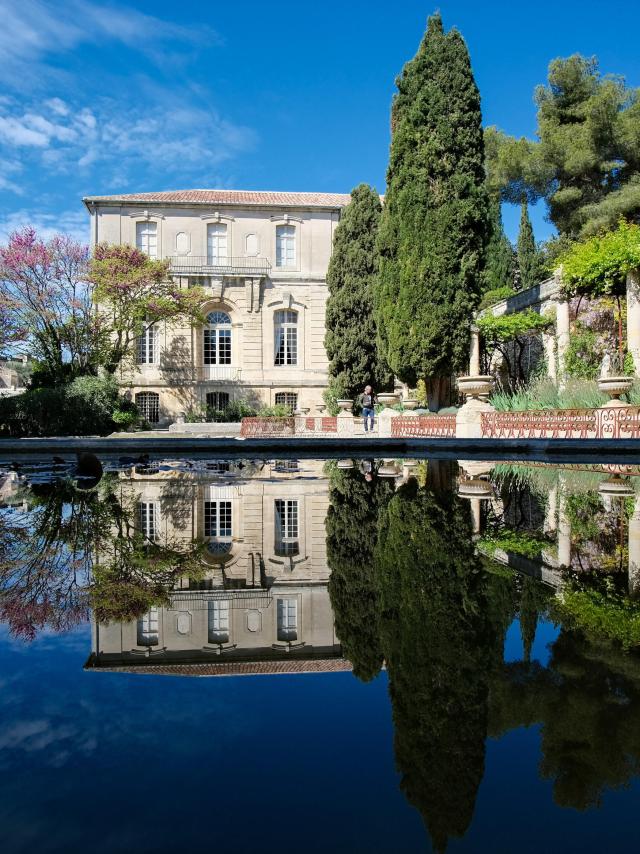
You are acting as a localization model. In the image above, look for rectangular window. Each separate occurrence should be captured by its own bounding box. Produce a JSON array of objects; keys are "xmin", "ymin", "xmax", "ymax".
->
[
  {"xmin": 275, "ymin": 499, "xmax": 299, "ymax": 556},
  {"xmin": 277, "ymin": 598, "xmax": 298, "ymax": 641},
  {"xmin": 274, "ymin": 392, "xmax": 297, "ymax": 413},
  {"xmin": 208, "ymin": 599, "xmax": 230, "ymax": 643},
  {"xmin": 137, "ymin": 607, "xmax": 159, "ymax": 646},
  {"xmin": 207, "ymin": 223, "xmax": 228, "ymax": 265},
  {"xmin": 204, "ymin": 500, "xmax": 232, "ymax": 537},
  {"xmin": 274, "ymin": 310, "xmax": 298, "ymax": 366},
  {"xmin": 136, "ymin": 221, "xmax": 157, "ymax": 259},
  {"xmin": 276, "ymin": 225, "xmax": 296, "ymax": 267},
  {"xmin": 138, "ymin": 502, "xmax": 158, "ymax": 541},
  {"xmin": 204, "ymin": 329, "xmax": 232, "ymax": 365},
  {"xmin": 136, "ymin": 325, "xmax": 157, "ymax": 365}
]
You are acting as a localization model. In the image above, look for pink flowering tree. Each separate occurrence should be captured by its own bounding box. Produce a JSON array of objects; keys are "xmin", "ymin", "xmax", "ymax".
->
[
  {"xmin": 0, "ymin": 227, "xmax": 105, "ymax": 382},
  {"xmin": 89, "ymin": 244, "xmax": 206, "ymax": 373}
]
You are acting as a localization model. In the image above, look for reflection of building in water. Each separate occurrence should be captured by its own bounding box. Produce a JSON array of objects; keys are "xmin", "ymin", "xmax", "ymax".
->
[{"xmin": 85, "ymin": 460, "xmax": 349, "ymax": 676}]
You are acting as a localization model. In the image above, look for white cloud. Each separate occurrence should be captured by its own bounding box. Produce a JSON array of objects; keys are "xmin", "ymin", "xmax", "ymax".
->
[{"xmin": 0, "ymin": 209, "xmax": 90, "ymax": 244}]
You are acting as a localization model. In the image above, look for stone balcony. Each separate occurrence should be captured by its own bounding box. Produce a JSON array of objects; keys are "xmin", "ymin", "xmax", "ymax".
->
[
  {"xmin": 167, "ymin": 256, "xmax": 271, "ymax": 277},
  {"xmin": 197, "ymin": 366, "xmax": 242, "ymax": 383}
]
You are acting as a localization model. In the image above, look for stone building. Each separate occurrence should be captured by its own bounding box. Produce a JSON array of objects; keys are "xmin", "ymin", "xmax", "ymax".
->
[
  {"xmin": 82, "ymin": 189, "xmax": 351, "ymax": 425},
  {"xmin": 85, "ymin": 459, "xmax": 348, "ymax": 675}
]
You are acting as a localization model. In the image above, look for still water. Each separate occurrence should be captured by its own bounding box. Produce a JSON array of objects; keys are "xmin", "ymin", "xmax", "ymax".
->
[{"xmin": 1, "ymin": 455, "xmax": 639, "ymax": 853}]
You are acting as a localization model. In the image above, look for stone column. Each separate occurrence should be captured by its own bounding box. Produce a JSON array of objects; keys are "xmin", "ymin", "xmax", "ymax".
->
[
  {"xmin": 544, "ymin": 484, "xmax": 558, "ymax": 535},
  {"xmin": 556, "ymin": 299, "xmax": 570, "ymax": 380},
  {"xmin": 627, "ymin": 269, "xmax": 640, "ymax": 375},
  {"xmin": 629, "ymin": 495, "xmax": 640, "ymax": 598},
  {"xmin": 542, "ymin": 304, "xmax": 557, "ymax": 381},
  {"xmin": 557, "ymin": 478, "xmax": 571, "ymax": 568},
  {"xmin": 336, "ymin": 410, "xmax": 355, "ymax": 437},
  {"xmin": 469, "ymin": 324, "xmax": 481, "ymax": 375}
]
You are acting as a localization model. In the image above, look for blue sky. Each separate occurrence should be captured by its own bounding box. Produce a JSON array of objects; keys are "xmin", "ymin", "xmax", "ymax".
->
[{"xmin": 1, "ymin": 0, "xmax": 639, "ymax": 245}]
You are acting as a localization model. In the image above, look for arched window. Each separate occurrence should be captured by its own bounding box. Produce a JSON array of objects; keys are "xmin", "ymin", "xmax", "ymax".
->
[
  {"xmin": 275, "ymin": 224, "xmax": 296, "ymax": 267},
  {"xmin": 204, "ymin": 311, "xmax": 232, "ymax": 366},
  {"xmin": 135, "ymin": 391, "xmax": 160, "ymax": 424},
  {"xmin": 136, "ymin": 221, "xmax": 157, "ymax": 259},
  {"xmin": 207, "ymin": 223, "xmax": 228, "ymax": 265},
  {"xmin": 274, "ymin": 310, "xmax": 298, "ymax": 366}
]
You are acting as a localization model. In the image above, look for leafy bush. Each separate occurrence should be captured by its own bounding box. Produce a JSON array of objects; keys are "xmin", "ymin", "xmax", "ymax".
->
[
  {"xmin": 480, "ymin": 530, "xmax": 550, "ymax": 559},
  {"xmin": 555, "ymin": 585, "xmax": 640, "ymax": 650},
  {"xmin": 565, "ymin": 324, "xmax": 604, "ymax": 379},
  {"xmin": 257, "ymin": 404, "xmax": 292, "ymax": 417},
  {"xmin": 208, "ymin": 399, "xmax": 256, "ymax": 422},
  {"xmin": 479, "ymin": 286, "xmax": 515, "ymax": 310},
  {"xmin": 560, "ymin": 219, "xmax": 640, "ymax": 298},
  {"xmin": 478, "ymin": 309, "xmax": 552, "ymax": 343},
  {"xmin": 0, "ymin": 374, "xmax": 130, "ymax": 437},
  {"xmin": 323, "ymin": 377, "xmax": 349, "ymax": 416}
]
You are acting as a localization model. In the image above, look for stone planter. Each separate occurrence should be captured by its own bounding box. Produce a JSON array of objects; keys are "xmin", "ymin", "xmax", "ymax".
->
[
  {"xmin": 598, "ymin": 475, "xmax": 635, "ymax": 498},
  {"xmin": 316, "ymin": 404, "xmax": 326, "ymax": 414},
  {"xmin": 377, "ymin": 392, "xmax": 399, "ymax": 407},
  {"xmin": 403, "ymin": 398, "xmax": 419, "ymax": 410},
  {"xmin": 337, "ymin": 399, "xmax": 353, "ymax": 412},
  {"xmin": 597, "ymin": 376, "xmax": 633, "ymax": 407},
  {"xmin": 457, "ymin": 478, "xmax": 494, "ymax": 499},
  {"xmin": 295, "ymin": 407, "xmax": 310, "ymax": 415},
  {"xmin": 457, "ymin": 375, "xmax": 494, "ymax": 401},
  {"xmin": 378, "ymin": 461, "xmax": 399, "ymax": 478}
]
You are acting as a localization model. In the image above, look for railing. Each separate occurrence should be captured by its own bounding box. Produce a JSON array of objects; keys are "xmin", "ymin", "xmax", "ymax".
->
[
  {"xmin": 481, "ymin": 406, "xmax": 640, "ymax": 440},
  {"xmin": 391, "ymin": 414, "xmax": 457, "ymax": 438},
  {"xmin": 168, "ymin": 256, "xmax": 271, "ymax": 276},
  {"xmin": 240, "ymin": 417, "xmax": 295, "ymax": 438},
  {"xmin": 197, "ymin": 366, "xmax": 241, "ymax": 382},
  {"xmin": 294, "ymin": 416, "xmax": 338, "ymax": 435}
]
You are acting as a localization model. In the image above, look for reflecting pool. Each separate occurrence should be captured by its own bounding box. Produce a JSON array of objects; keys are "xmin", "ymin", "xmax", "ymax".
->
[{"xmin": 1, "ymin": 455, "xmax": 640, "ymax": 853}]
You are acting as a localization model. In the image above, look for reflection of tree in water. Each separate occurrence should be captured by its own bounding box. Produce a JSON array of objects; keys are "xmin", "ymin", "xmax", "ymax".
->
[
  {"xmin": 374, "ymin": 465, "xmax": 509, "ymax": 852},
  {"xmin": 0, "ymin": 475, "xmax": 204, "ymax": 638},
  {"xmin": 490, "ymin": 628, "xmax": 640, "ymax": 811},
  {"xmin": 326, "ymin": 463, "xmax": 393, "ymax": 681}
]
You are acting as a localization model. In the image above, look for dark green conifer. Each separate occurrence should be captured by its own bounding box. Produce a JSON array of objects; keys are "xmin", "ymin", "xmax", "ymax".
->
[
  {"xmin": 483, "ymin": 195, "xmax": 514, "ymax": 293},
  {"xmin": 375, "ymin": 13, "xmax": 489, "ymax": 390},
  {"xmin": 517, "ymin": 198, "xmax": 543, "ymax": 289},
  {"xmin": 325, "ymin": 184, "xmax": 391, "ymax": 398}
]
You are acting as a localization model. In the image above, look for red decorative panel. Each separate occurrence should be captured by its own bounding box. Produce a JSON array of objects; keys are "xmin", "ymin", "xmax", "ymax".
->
[{"xmin": 391, "ymin": 415, "xmax": 457, "ymax": 438}]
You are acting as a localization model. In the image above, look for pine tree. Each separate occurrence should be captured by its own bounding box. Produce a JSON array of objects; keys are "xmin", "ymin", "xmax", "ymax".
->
[
  {"xmin": 483, "ymin": 195, "xmax": 514, "ymax": 294},
  {"xmin": 325, "ymin": 184, "xmax": 391, "ymax": 398},
  {"xmin": 375, "ymin": 13, "xmax": 489, "ymax": 394},
  {"xmin": 517, "ymin": 198, "xmax": 543, "ymax": 289}
]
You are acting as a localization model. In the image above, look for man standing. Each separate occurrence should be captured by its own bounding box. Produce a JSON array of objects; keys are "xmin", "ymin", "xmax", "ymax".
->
[{"xmin": 360, "ymin": 385, "xmax": 377, "ymax": 433}]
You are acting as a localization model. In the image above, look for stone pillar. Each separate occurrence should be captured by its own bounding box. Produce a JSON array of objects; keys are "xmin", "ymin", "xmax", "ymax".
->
[
  {"xmin": 377, "ymin": 408, "xmax": 398, "ymax": 438},
  {"xmin": 470, "ymin": 498, "xmax": 482, "ymax": 535},
  {"xmin": 544, "ymin": 484, "xmax": 558, "ymax": 535},
  {"xmin": 627, "ymin": 269, "xmax": 640, "ymax": 375},
  {"xmin": 629, "ymin": 495, "xmax": 640, "ymax": 598},
  {"xmin": 556, "ymin": 299, "xmax": 570, "ymax": 380},
  {"xmin": 469, "ymin": 324, "xmax": 481, "ymax": 375},
  {"xmin": 543, "ymin": 323, "xmax": 557, "ymax": 381},
  {"xmin": 557, "ymin": 479, "xmax": 571, "ymax": 569},
  {"xmin": 336, "ymin": 410, "xmax": 355, "ymax": 438}
]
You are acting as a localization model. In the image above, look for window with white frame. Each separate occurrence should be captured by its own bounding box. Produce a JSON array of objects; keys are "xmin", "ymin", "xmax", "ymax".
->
[
  {"xmin": 137, "ymin": 607, "xmax": 159, "ymax": 646},
  {"xmin": 274, "ymin": 392, "xmax": 297, "ymax": 413},
  {"xmin": 204, "ymin": 499, "xmax": 232, "ymax": 555},
  {"xmin": 135, "ymin": 391, "xmax": 160, "ymax": 424},
  {"xmin": 207, "ymin": 223, "xmax": 228, "ymax": 265},
  {"xmin": 274, "ymin": 499, "xmax": 299, "ymax": 556},
  {"xmin": 208, "ymin": 599, "xmax": 230, "ymax": 643},
  {"xmin": 204, "ymin": 311, "xmax": 232, "ymax": 366},
  {"xmin": 274, "ymin": 310, "xmax": 298, "ymax": 366},
  {"xmin": 275, "ymin": 224, "xmax": 296, "ymax": 267},
  {"xmin": 136, "ymin": 221, "xmax": 158, "ymax": 259},
  {"xmin": 277, "ymin": 598, "xmax": 298, "ymax": 641},
  {"xmin": 138, "ymin": 502, "xmax": 159, "ymax": 542},
  {"xmin": 136, "ymin": 323, "xmax": 157, "ymax": 365}
]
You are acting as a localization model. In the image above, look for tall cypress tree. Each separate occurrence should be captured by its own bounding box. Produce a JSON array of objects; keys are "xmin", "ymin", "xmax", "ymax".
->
[
  {"xmin": 517, "ymin": 198, "xmax": 543, "ymax": 289},
  {"xmin": 376, "ymin": 13, "xmax": 489, "ymax": 397},
  {"xmin": 325, "ymin": 184, "xmax": 391, "ymax": 398},
  {"xmin": 483, "ymin": 195, "xmax": 514, "ymax": 293}
]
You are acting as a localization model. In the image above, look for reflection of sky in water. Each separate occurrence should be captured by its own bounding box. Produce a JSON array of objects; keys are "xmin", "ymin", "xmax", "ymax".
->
[{"xmin": 504, "ymin": 617, "xmax": 561, "ymax": 667}]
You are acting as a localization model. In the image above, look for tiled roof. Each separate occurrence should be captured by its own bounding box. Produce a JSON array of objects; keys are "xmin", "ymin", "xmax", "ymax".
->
[
  {"xmin": 85, "ymin": 658, "xmax": 353, "ymax": 677},
  {"xmin": 83, "ymin": 189, "xmax": 352, "ymax": 208}
]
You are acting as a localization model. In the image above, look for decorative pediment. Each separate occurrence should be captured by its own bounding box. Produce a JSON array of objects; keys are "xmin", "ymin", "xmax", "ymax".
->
[
  {"xmin": 127, "ymin": 209, "xmax": 165, "ymax": 220},
  {"xmin": 200, "ymin": 211, "xmax": 235, "ymax": 222}
]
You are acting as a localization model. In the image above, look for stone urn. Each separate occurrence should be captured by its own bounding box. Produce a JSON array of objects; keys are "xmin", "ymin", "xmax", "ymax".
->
[
  {"xmin": 597, "ymin": 376, "xmax": 633, "ymax": 407},
  {"xmin": 337, "ymin": 399, "xmax": 353, "ymax": 412},
  {"xmin": 403, "ymin": 398, "xmax": 419, "ymax": 410},
  {"xmin": 294, "ymin": 407, "xmax": 310, "ymax": 416},
  {"xmin": 316, "ymin": 404, "xmax": 326, "ymax": 414},
  {"xmin": 457, "ymin": 478, "xmax": 494, "ymax": 499},
  {"xmin": 377, "ymin": 392, "xmax": 399, "ymax": 407},
  {"xmin": 598, "ymin": 475, "xmax": 635, "ymax": 498},
  {"xmin": 457, "ymin": 375, "xmax": 494, "ymax": 401},
  {"xmin": 336, "ymin": 459, "xmax": 354, "ymax": 470},
  {"xmin": 378, "ymin": 461, "xmax": 399, "ymax": 478}
]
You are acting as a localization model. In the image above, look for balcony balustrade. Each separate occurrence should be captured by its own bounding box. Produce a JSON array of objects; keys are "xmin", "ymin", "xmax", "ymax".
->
[
  {"xmin": 167, "ymin": 256, "xmax": 271, "ymax": 277},
  {"xmin": 198, "ymin": 365, "xmax": 242, "ymax": 383}
]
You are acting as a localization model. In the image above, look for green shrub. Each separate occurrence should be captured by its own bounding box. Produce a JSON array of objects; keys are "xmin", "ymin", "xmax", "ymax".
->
[
  {"xmin": 207, "ymin": 399, "xmax": 257, "ymax": 422},
  {"xmin": 257, "ymin": 404, "xmax": 292, "ymax": 417},
  {"xmin": 555, "ymin": 586, "xmax": 640, "ymax": 650},
  {"xmin": 564, "ymin": 324, "xmax": 603, "ymax": 379},
  {"xmin": 490, "ymin": 376, "xmax": 607, "ymax": 411},
  {"xmin": 480, "ymin": 530, "xmax": 550, "ymax": 559},
  {"xmin": 479, "ymin": 286, "xmax": 515, "ymax": 310},
  {"xmin": 323, "ymin": 377, "xmax": 349, "ymax": 416}
]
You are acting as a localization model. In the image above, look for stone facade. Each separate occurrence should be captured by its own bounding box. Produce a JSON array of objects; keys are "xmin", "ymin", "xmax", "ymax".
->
[
  {"xmin": 87, "ymin": 459, "xmax": 343, "ymax": 673},
  {"xmin": 83, "ymin": 189, "xmax": 351, "ymax": 425}
]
